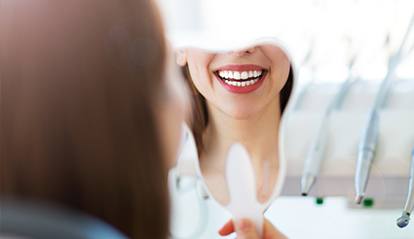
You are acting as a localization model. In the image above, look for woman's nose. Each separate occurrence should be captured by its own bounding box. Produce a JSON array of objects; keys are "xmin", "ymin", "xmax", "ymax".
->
[{"xmin": 230, "ymin": 47, "xmax": 256, "ymax": 57}]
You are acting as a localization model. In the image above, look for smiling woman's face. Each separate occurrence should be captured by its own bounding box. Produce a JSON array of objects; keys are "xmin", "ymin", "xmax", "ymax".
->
[{"xmin": 178, "ymin": 45, "xmax": 291, "ymax": 118}]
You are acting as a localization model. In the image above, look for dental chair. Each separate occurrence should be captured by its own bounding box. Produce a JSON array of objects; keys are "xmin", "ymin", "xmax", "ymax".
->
[{"xmin": 0, "ymin": 200, "xmax": 127, "ymax": 239}]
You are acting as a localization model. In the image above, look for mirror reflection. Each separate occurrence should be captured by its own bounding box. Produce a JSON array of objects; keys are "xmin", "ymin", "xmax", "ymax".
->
[{"xmin": 176, "ymin": 43, "xmax": 294, "ymax": 205}]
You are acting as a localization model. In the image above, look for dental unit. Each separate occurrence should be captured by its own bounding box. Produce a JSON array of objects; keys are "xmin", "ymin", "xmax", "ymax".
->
[{"xmin": 355, "ymin": 15, "xmax": 414, "ymax": 204}]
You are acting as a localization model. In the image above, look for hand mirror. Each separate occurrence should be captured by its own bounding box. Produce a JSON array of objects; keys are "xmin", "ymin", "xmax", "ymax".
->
[{"xmin": 176, "ymin": 40, "xmax": 295, "ymax": 234}]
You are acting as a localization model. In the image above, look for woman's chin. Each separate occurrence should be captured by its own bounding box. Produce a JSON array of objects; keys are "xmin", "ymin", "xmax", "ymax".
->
[{"xmin": 219, "ymin": 105, "xmax": 262, "ymax": 120}]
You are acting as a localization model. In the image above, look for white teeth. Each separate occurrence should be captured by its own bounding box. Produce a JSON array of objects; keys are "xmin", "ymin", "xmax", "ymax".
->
[
  {"xmin": 223, "ymin": 78, "xmax": 259, "ymax": 87},
  {"xmin": 233, "ymin": 72, "xmax": 241, "ymax": 80},
  {"xmin": 218, "ymin": 70, "xmax": 263, "ymax": 81},
  {"xmin": 241, "ymin": 71, "xmax": 248, "ymax": 80},
  {"xmin": 225, "ymin": 71, "xmax": 230, "ymax": 79},
  {"xmin": 228, "ymin": 71, "xmax": 233, "ymax": 79}
]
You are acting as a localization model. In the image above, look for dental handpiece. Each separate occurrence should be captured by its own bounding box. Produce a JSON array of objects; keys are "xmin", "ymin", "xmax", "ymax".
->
[
  {"xmin": 301, "ymin": 111, "xmax": 329, "ymax": 196},
  {"xmin": 354, "ymin": 66, "xmax": 398, "ymax": 204},
  {"xmin": 301, "ymin": 67, "xmax": 357, "ymax": 196},
  {"xmin": 354, "ymin": 15, "xmax": 414, "ymax": 204},
  {"xmin": 397, "ymin": 149, "xmax": 414, "ymax": 228},
  {"xmin": 354, "ymin": 56, "xmax": 402, "ymax": 204},
  {"xmin": 355, "ymin": 109, "xmax": 380, "ymax": 204}
]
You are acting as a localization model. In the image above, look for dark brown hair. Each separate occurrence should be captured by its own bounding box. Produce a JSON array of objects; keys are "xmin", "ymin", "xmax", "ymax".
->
[
  {"xmin": 183, "ymin": 65, "xmax": 294, "ymax": 152},
  {"xmin": 0, "ymin": 0, "xmax": 169, "ymax": 238}
]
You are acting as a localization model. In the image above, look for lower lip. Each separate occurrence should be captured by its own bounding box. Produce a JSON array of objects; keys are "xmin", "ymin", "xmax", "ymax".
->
[{"xmin": 216, "ymin": 74, "xmax": 266, "ymax": 94}]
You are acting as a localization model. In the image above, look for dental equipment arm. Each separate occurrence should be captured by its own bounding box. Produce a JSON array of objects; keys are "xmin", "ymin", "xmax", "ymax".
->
[
  {"xmin": 355, "ymin": 66, "xmax": 399, "ymax": 204},
  {"xmin": 301, "ymin": 55, "xmax": 357, "ymax": 196},
  {"xmin": 355, "ymin": 15, "xmax": 414, "ymax": 204},
  {"xmin": 301, "ymin": 111, "xmax": 330, "ymax": 196},
  {"xmin": 355, "ymin": 109, "xmax": 380, "ymax": 203},
  {"xmin": 397, "ymin": 149, "xmax": 414, "ymax": 228}
]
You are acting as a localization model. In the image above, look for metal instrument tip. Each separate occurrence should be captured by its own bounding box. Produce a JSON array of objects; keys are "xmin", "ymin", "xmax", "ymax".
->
[
  {"xmin": 397, "ymin": 212, "xmax": 410, "ymax": 228},
  {"xmin": 301, "ymin": 175, "xmax": 315, "ymax": 197},
  {"xmin": 355, "ymin": 195, "xmax": 364, "ymax": 204}
]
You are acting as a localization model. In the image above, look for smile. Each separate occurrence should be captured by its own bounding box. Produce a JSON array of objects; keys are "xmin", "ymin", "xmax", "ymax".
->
[{"xmin": 214, "ymin": 64, "xmax": 268, "ymax": 93}]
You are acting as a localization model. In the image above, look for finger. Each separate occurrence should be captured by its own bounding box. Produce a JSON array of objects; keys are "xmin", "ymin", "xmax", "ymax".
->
[
  {"xmin": 218, "ymin": 220, "xmax": 235, "ymax": 236},
  {"xmin": 235, "ymin": 219, "xmax": 260, "ymax": 239},
  {"xmin": 263, "ymin": 219, "xmax": 288, "ymax": 239}
]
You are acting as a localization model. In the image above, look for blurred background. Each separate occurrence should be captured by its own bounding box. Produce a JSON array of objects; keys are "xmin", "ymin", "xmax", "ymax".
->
[
  {"xmin": 160, "ymin": 0, "xmax": 414, "ymax": 238},
  {"xmin": 160, "ymin": 0, "xmax": 414, "ymax": 81}
]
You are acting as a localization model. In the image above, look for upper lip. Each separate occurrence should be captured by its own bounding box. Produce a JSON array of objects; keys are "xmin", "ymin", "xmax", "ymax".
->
[{"xmin": 214, "ymin": 64, "xmax": 266, "ymax": 72}]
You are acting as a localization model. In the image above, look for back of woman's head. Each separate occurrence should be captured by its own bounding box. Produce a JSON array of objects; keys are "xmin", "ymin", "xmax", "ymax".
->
[{"xmin": 0, "ymin": 0, "xmax": 169, "ymax": 238}]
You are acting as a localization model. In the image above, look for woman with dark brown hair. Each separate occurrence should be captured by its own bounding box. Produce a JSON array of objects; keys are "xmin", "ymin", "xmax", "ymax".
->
[{"xmin": 0, "ymin": 0, "xmax": 187, "ymax": 238}]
